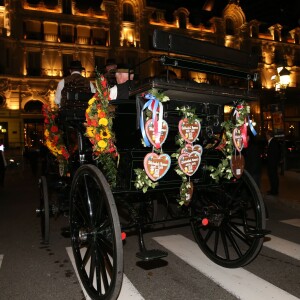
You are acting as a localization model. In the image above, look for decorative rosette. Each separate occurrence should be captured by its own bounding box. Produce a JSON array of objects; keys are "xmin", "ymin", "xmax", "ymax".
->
[
  {"xmin": 207, "ymin": 101, "xmax": 256, "ymax": 182},
  {"xmin": 134, "ymin": 88, "xmax": 170, "ymax": 193}
]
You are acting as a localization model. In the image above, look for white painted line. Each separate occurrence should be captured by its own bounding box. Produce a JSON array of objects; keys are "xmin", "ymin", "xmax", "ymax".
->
[
  {"xmin": 264, "ymin": 235, "xmax": 300, "ymax": 260},
  {"xmin": 153, "ymin": 234, "xmax": 299, "ymax": 300},
  {"xmin": 0, "ymin": 255, "xmax": 3, "ymax": 268},
  {"xmin": 66, "ymin": 247, "xmax": 144, "ymax": 300},
  {"xmin": 281, "ymin": 218, "xmax": 300, "ymax": 228}
]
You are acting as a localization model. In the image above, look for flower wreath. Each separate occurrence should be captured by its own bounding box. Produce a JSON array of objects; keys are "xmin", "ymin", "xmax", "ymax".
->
[
  {"xmin": 84, "ymin": 73, "xmax": 119, "ymax": 188},
  {"xmin": 171, "ymin": 106, "xmax": 201, "ymax": 205},
  {"xmin": 207, "ymin": 101, "xmax": 250, "ymax": 182},
  {"xmin": 42, "ymin": 104, "xmax": 70, "ymax": 168}
]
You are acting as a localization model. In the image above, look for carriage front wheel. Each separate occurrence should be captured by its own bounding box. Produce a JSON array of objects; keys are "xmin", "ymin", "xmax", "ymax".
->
[
  {"xmin": 69, "ymin": 164, "xmax": 123, "ymax": 300},
  {"xmin": 191, "ymin": 170, "xmax": 266, "ymax": 268}
]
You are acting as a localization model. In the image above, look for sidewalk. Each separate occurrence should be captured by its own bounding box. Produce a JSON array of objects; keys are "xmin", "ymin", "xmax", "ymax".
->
[{"xmin": 261, "ymin": 166, "xmax": 300, "ymax": 212}]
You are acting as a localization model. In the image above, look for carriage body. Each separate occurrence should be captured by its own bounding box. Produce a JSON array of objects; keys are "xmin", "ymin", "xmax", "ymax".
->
[{"xmin": 37, "ymin": 30, "xmax": 269, "ymax": 300}]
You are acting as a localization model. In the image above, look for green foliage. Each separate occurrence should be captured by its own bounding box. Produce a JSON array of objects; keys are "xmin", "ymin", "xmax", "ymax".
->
[{"xmin": 207, "ymin": 101, "xmax": 250, "ymax": 182}]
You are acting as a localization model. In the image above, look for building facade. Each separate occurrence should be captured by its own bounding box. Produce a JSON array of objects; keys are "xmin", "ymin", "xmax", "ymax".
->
[{"xmin": 0, "ymin": 0, "xmax": 299, "ymax": 149}]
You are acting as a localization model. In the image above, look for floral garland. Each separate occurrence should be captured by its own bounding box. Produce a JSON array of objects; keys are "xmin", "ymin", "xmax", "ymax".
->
[
  {"xmin": 42, "ymin": 104, "xmax": 70, "ymax": 166},
  {"xmin": 84, "ymin": 73, "xmax": 119, "ymax": 188},
  {"xmin": 134, "ymin": 88, "xmax": 170, "ymax": 192},
  {"xmin": 207, "ymin": 101, "xmax": 250, "ymax": 182},
  {"xmin": 172, "ymin": 106, "xmax": 200, "ymax": 206}
]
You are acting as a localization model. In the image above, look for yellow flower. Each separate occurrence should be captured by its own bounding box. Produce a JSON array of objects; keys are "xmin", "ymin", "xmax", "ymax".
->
[
  {"xmin": 44, "ymin": 129, "xmax": 49, "ymax": 137},
  {"xmin": 86, "ymin": 107, "xmax": 91, "ymax": 114},
  {"xmin": 99, "ymin": 118, "xmax": 108, "ymax": 126},
  {"xmin": 86, "ymin": 127, "xmax": 94, "ymax": 137},
  {"xmin": 100, "ymin": 129, "xmax": 111, "ymax": 139},
  {"xmin": 88, "ymin": 97, "xmax": 96, "ymax": 105},
  {"xmin": 97, "ymin": 140, "xmax": 107, "ymax": 149}
]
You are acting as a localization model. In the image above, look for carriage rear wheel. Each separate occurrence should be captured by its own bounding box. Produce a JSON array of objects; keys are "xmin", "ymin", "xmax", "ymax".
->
[
  {"xmin": 38, "ymin": 176, "xmax": 50, "ymax": 244},
  {"xmin": 191, "ymin": 170, "xmax": 266, "ymax": 268},
  {"xmin": 70, "ymin": 164, "xmax": 123, "ymax": 300}
]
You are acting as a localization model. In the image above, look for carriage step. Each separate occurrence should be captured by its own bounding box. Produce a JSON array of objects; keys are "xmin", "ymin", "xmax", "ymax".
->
[
  {"xmin": 136, "ymin": 249, "xmax": 168, "ymax": 261},
  {"xmin": 245, "ymin": 229, "xmax": 271, "ymax": 238}
]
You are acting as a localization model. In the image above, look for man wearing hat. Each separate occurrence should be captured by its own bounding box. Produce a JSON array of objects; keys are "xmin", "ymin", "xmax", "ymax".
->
[
  {"xmin": 55, "ymin": 60, "xmax": 96, "ymax": 107},
  {"xmin": 110, "ymin": 64, "xmax": 134, "ymax": 100}
]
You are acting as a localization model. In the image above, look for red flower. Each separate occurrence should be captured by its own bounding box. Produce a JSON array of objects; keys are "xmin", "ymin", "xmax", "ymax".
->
[
  {"xmin": 91, "ymin": 119, "xmax": 98, "ymax": 127},
  {"xmin": 98, "ymin": 111, "xmax": 106, "ymax": 118},
  {"xmin": 51, "ymin": 125, "xmax": 58, "ymax": 133},
  {"xmin": 44, "ymin": 118, "xmax": 50, "ymax": 124}
]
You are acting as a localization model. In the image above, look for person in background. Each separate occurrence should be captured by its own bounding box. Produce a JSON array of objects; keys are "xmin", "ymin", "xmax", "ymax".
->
[
  {"xmin": 0, "ymin": 148, "xmax": 7, "ymax": 187},
  {"xmin": 110, "ymin": 64, "xmax": 134, "ymax": 100},
  {"xmin": 265, "ymin": 130, "xmax": 281, "ymax": 196},
  {"xmin": 54, "ymin": 60, "xmax": 96, "ymax": 108}
]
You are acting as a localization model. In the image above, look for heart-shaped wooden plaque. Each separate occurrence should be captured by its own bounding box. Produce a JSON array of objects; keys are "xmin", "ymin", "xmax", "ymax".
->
[
  {"xmin": 144, "ymin": 153, "xmax": 171, "ymax": 181},
  {"xmin": 145, "ymin": 119, "xmax": 169, "ymax": 148},
  {"xmin": 232, "ymin": 128, "xmax": 244, "ymax": 152},
  {"xmin": 178, "ymin": 151, "xmax": 201, "ymax": 176},
  {"xmin": 178, "ymin": 118, "xmax": 201, "ymax": 143},
  {"xmin": 181, "ymin": 144, "xmax": 203, "ymax": 156},
  {"xmin": 230, "ymin": 154, "xmax": 245, "ymax": 179}
]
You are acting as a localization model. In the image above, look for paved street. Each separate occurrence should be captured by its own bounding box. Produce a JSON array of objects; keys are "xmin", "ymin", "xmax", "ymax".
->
[{"xmin": 0, "ymin": 151, "xmax": 300, "ymax": 300}]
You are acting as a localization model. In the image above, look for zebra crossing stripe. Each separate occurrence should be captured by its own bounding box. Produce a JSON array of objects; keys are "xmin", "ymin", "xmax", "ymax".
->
[
  {"xmin": 66, "ymin": 247, "xmax": 144, "ymax": 300},
  {"xmin": 153, "ymin": 234, "xmax": 299, "ymax": 300},
  {"xmin": 280, "ymin": 218, "xmax": 300, "ymax": 228},
  {"xmin": 0, "ymin": 255, "xmax": 3, "ymax": 269},
  {"xmin": 263, "ymin": 235, "xmax": 300, "ymax": 260}
]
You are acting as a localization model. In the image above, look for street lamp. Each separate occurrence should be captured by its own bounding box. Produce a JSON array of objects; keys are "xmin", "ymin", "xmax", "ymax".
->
[{"xmin": 278, "ymin": 66, "xmax": 291, "ymax": 88}]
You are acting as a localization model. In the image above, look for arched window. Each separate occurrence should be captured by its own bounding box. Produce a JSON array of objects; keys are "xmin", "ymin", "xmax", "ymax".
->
[
  {"xmin": 0, "ymin": 94, "xmax": 5, "ymax": 107},
  {"xmin": 225, "ymin": 18, "xmax": 235, "ymax": 35},
  {"xmin": 123, "ymin": 3, "xmax": 134, "ymax": 22},
  {"xmin": 178, "ymin": 12, "xmax": 186, "ymax": 29},
  {"xmin": 24, "ymin": 100, "xmax": 43, "ymax": 113},
  {"xmin": 274, "ymin": 30, "xmax": 280, "ymax": 41}
]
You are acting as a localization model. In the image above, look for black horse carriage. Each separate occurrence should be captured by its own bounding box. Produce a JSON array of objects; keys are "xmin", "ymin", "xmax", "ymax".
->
[{"xmin": 37, "ymin": 30, "xmax": 269, "ymax": 299}]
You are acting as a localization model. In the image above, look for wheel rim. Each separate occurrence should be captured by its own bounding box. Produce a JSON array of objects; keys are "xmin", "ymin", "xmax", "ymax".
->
[
  {"xmin": 70, "ymin": 165, "xmax": 123, "ymax": 300},
  {"xmin": 39, "ymin": 176, "xmax": 50, "ymax": 244},
  {"xmin": 191, "ymin": 170, "xmax": 265, "ymax": 268}
]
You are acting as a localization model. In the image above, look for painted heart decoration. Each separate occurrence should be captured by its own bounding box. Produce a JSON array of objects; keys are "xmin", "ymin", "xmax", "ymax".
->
[
  {"xmin": 230, "ymin": 154, "xmax": 245, "ymax": 179},
  {"xmin": 181, "ymin": 144, "xmax": 203, "ymax": 156},
  {"xmin": 232, "ymin": 128, "xmax": 244, "ymax": 152},
  {"xmin": 145, "ymin": 119, "xmax": 169, "ymax": 148},
  {"xmin": 178, "ymin": 118, "xmax": 201, "ymax": 143},
  {"xmin": 144, "ymin": 153, "xmax": 171, "ymax": 181},
  {"xmin": 178, "ymin": 151, "xmax": 201, "ymax": 176}
]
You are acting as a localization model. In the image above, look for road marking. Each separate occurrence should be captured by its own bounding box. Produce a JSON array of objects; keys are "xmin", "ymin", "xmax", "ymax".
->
[
  {"xmin": 0, "ymin": 255, "xmax": 3, "ymax": 268},
  {"xmin": 66, "ymin": 247, "xmax": 144, "ymax": 300},
  {"xmin": 263, "ymin": 235, "xmax": 300, "ymax": 260},
  {"xmin": 153, "ymin": 234, "xmax": 299, "ymax": 300},
  {"xmin": 280, "ymin": 218, "xmax": 300, "ymax": 228}
]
